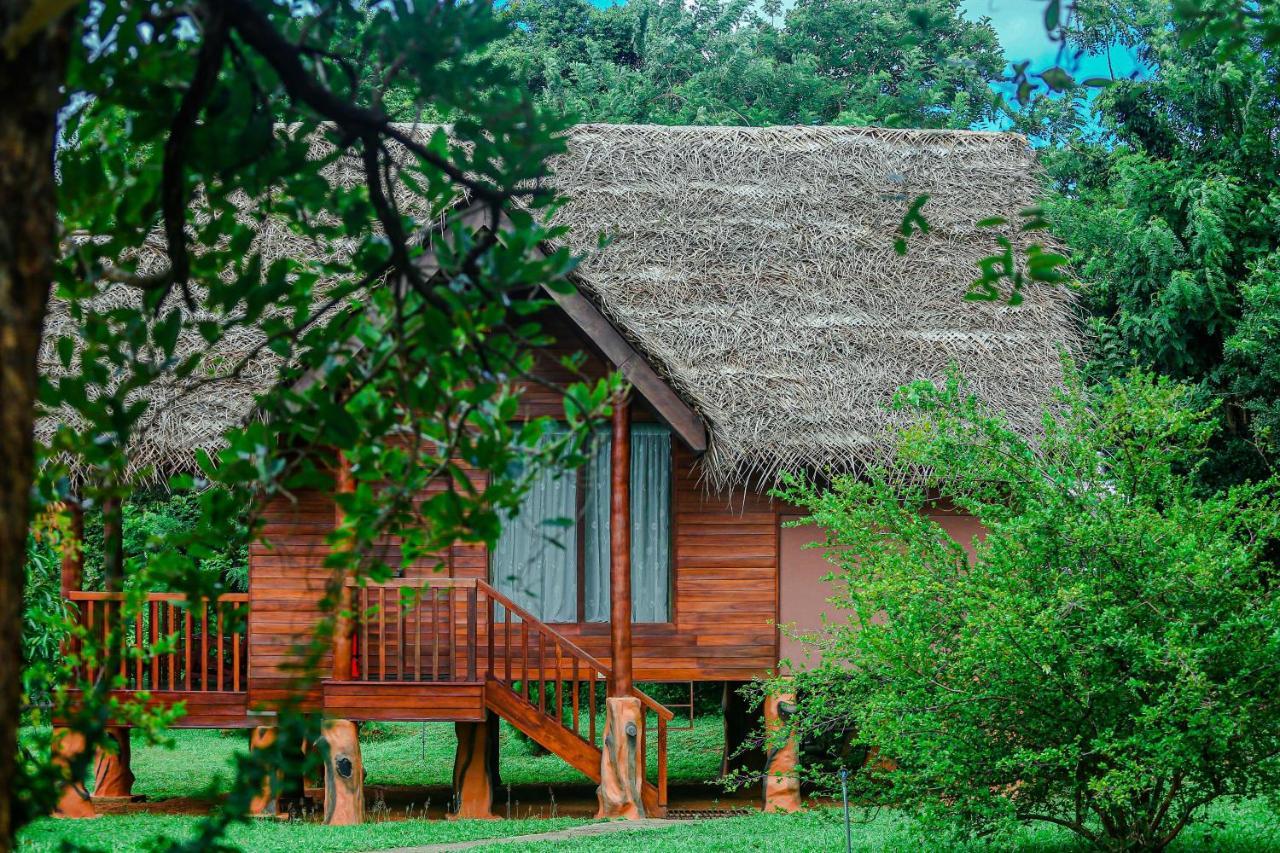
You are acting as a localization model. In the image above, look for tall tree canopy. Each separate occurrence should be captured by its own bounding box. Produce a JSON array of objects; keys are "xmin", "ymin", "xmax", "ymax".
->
[
  {"xmin": 1040, "ymin": 0, "xmax": 1280, "ymax": 486},
  {"xmin": 491, "ymin": 0, "xmax": 1005, "ymax": 127}
]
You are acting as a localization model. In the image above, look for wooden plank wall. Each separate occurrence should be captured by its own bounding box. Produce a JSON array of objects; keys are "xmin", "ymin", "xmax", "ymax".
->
[{"xmin": 247, "ymin": 311, "xmax": 781, "ymax": 709}]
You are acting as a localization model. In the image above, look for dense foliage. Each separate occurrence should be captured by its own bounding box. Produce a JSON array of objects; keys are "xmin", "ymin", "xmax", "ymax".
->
[
  {"xmin": 490, "ymin": 0, "xmax": 1005, "ymax": 128},
  {"xmin": 775, "ymin": 369, "xmax": 1280, "ymax": 849},
  {"xmin": 6, "ymin": 0, "xmax": 615, "ymax": 844},
  {"xmin": 1039, "ymin": 0, "xmax": 1280, "ymax": 487}
]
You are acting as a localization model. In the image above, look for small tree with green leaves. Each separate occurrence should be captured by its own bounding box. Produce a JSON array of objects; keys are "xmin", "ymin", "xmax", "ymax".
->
[{"xmin": 773, "ymin": 367, "xmax": 1280, "ymax": 851}]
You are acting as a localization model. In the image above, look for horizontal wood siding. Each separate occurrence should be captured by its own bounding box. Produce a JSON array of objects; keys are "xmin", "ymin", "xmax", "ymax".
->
[{"xmin": 247, "ymin": 315, "xmax": 781, "ymax": 712}]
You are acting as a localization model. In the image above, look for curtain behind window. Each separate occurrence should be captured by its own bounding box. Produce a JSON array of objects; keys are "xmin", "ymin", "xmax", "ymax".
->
[
  {"xmin": 584, "ymin": 424, "xmax": 672, "ymax": 623},
  {"xmin": 491, "ymin": 443, "xmax": 578, "ymax": 623}
]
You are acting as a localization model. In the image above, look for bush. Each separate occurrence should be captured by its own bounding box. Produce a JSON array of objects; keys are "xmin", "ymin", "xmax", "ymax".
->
[{"xmin": 774, "ymin": 367, "xmax": 1280, "ymax": 850}]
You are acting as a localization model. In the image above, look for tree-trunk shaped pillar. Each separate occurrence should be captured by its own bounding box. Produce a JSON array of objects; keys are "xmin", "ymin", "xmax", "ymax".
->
[
  {"xmin": 321, "ymin": 720, "xmax": 363, "ymax": 825},
  {"xmin": 596, "ymin": 696, "xmax": 645, "ymax": 819},
  {"xmin": 51, "ymin": 728, "xmax": 95, "ymax": 819},
  {"xmin": 762, "ymin": 690, "xmax": 801, "ymax": 813},
  {"xmin": 449, "ymin": 712, "xmax": 499, "ymax": 820},
  {"xmin": 92, "ymin": 727, "xmax": 134, "ymax": 800},
  {"xmin": 248, "ymin": 726, "xmax": 282, "ymax": 817}
]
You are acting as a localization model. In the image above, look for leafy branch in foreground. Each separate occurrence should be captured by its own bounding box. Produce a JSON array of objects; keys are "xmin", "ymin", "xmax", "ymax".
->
[{"xmin": 772, "ymin": 366, "xmax": 1280, "ymax": 850}]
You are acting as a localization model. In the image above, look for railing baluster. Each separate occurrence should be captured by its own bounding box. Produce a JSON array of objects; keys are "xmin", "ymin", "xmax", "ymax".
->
[
  {"xmin": 521, "ymin": 620, "xmax": 529, "ymax": 701},
  {"xmin": 184, "ymin": 607, "xmax": 192, "ymax": 691},
  {"xmin": 134, "ymin": 609, "xmax": 143, "ymax": 689},
  {"xmin": 397, "ymin": 592, "xmax": 406, "ymax": 681},
  {"xmin": 431, "ymin": 588, "xmax": 441, "ymax": 682},
  {"xmin": 555, "ymin": 643, "xmax": 563, "ymax": 724},
  {"xmin": 361, "ymin": 586, "xmax": 370, "ymax": 682},
  {"xmin": 199, "ymin": 600, "xmax": 207, "ymax": 691},
  {"xmin": 572, "ymin": 659, "xmax": 580, "ymax": 736},
  {"xmin": 150, "ymin": 599, "xmax": 159, "ymax": 689},
  {"xmin": 233, "ymin": 623, "xmax": 241, "ymax": 692},
  {"xmin": 486, "ymin": 593, "xmax": 495, "ymax": 680},
  {"xmin": 216, "ymin": 603, "xmax": 225, "ymax": 692},
  {"xmin": 466, "ymin": 586, "xmax": 477, "ymax": 682},
  {"xmin": 415, "ymin": 590, "xmax": 422, "ymax": 682},
  {"xmin": 168, "ymin": 602, "xmax": 176, "ymax": 691},
  {"xmin": 537, "ymin": 631, "xmax": 546, "ymax": 716},
  {"xmin": 504, "ymin": 608, "xmax": 512, "ymax": 686},
  {"xmin": 446, "ymin": 587, "xmax": 455, "ymax": 681},
  {"xmin": 378, "ymin": 586, "xmax": 386, "ymax": 682}
]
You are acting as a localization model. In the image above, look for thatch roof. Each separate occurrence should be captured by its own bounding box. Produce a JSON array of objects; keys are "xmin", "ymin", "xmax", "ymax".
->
[{"xmin": 39, "ymin": 124, "xmax": 1079, "ymax": 491}]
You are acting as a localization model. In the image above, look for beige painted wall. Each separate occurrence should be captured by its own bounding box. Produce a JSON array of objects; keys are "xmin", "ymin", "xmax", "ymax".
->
[{"xmin": 777, "ymin": 511, "xmax": 986, "ymax": 671}]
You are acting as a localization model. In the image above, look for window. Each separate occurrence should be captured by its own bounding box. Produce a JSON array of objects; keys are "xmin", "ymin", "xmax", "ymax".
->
[{"xmin": 490, "ymin": 424, "xmax": 672, "ymax": 623}]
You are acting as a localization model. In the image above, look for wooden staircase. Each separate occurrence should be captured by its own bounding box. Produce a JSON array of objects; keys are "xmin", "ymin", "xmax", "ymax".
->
[{"xmin": 333, "ymin": 577, "xmax": 672, "ymax": 815}]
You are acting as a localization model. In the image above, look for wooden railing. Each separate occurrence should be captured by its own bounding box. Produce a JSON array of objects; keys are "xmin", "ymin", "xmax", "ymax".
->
[
  {"xmin": 345, "ymin": 577, "xmax": 672, "ymax": 810},
  {"xmin": 66, "ymin": 591, "xmax": 250, "ymax": 693}
]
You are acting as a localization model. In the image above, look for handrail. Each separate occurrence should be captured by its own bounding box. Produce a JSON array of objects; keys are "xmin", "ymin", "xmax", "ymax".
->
[
  {"xmin": 343, "ymin": 577, "xmax": 477, "ymax": 589},
  {"xmin": 67, "ymin": 591, "xmax": 249, "ymax": 603}
]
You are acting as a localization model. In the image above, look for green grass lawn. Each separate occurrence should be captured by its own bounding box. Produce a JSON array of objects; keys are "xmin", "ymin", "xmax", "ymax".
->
[
  {"xmin": 19, "ymin": 718, "xmax": 1280, "ymax": 851},
  {"xmin": 18, "ymin": 715, "xmax": 726, "ymax": 850}
]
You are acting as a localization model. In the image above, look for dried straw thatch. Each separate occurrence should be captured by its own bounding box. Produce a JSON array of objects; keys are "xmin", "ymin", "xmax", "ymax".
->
[{"xmin": 39, "ymin": 124, "xmax": 1079, "ymax": 491}]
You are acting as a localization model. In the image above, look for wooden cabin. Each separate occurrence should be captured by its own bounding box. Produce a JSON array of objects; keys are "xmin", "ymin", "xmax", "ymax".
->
[{"xmin": 46, "ymin": 125, "xmax": 1077, "ymax": 821}]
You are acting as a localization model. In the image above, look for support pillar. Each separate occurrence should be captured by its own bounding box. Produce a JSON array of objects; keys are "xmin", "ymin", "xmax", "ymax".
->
[
  {"xmin": 320, "ymin": 720, "xmax": 363, "ymax": 826},
  {"xmin": 595, "ymin": 696, "xmax": 645, "ymax": 819},
  {"xmin": 92, "ymin": 727, "xmax": 134, "ymax": 800},
  {"xmin": 449, "ymin": 712, "xmax": 499, "ymax": 820},
  {"xmin": 248, "ymin": 726, "xmax": 283, "ymax": 817},
  {"xmin": 596, "ymin": 393, "xmax": 645, "ymax": 819},
  {"xmin": 58, "ymin": 501, "xmax": 83, "ymax": 597},
  {"xmin": 51, "ymin": 728, "xmax": 95, "ymax": 819},
  {"xmin": 721, "ymin": 682, "xmax": 765, "ymax": 779},
  {"xmin": 332, "ymin": 453, "xmax": 356, "ymax": 682},
  {"xmin": 762, "ymin": 690, "xmax": 801, "ymax": 813}
]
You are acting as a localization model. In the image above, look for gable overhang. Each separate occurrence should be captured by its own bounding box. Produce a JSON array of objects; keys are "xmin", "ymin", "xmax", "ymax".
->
[{"xmin": 293, "ymin": 205, "xmax": 708, "ymax": 454}]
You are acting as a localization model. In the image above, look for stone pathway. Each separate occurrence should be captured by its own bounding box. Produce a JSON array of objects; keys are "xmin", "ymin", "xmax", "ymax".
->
[{"xmin": 374, "ymin": 818, "xmax": 681, "ymax": 852}]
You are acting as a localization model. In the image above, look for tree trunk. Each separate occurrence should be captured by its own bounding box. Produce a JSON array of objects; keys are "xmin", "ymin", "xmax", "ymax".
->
[{"xmin": 0, "ymin": 0, "xmax": 72, "ymax": 843}]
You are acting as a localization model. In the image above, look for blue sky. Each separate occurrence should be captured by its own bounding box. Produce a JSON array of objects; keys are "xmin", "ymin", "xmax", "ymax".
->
[{"xmin": 960, "ymin": 0, "xmax": 1144, "ymax": 82}]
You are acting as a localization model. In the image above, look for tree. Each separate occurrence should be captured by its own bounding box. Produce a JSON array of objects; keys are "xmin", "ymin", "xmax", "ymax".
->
[
  {"xmin": 2, "ymin": 0, "xmax": 613, "ymax": 846},
  {"xmin": 774, "ymin": 367, "xmax": 1280, "ymax": 850},
  {"xmin": 493, "ymin": 0, "xmax": 1005, "ymax": 127},
  {"xmin": 1035, "ymin": 0, "xmax": 1280, "ymax": 487}
]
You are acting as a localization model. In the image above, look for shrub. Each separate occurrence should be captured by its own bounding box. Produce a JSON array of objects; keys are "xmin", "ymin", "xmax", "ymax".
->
[{"xmin": 773, "ymin": 367, "xmax": 1280, "ymax": 850}]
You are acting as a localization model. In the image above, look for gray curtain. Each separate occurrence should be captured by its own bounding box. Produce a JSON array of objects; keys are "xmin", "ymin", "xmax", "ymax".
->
[
  {"xmin": 491, "ymin": 445, "xmax": 578, "ymax": 623},
  {"xmin": 584, "ymin": 424, "xmax": 672, "ymax": 623}
]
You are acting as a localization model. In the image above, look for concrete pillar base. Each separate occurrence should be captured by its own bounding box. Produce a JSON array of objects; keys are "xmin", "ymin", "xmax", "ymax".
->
[{"xmin": 595, "ymin": 696, "xmax": 645, "ymax": 820}]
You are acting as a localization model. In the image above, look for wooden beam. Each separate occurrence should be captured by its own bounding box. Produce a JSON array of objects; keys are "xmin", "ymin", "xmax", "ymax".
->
[
  {"xmin": 540, "ymin": 282, "xmax": 707, "ymax": 454},
  {"xmin": 609, "ymin": 394, "xmax": 633, "ymax": 697}
]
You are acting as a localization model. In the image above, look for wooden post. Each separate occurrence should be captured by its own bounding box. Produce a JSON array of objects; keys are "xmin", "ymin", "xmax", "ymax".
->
[
  {"xmin": 51, "ymin": 728, "xmax": 95, "ymax": 819},
  {"xmin": 597, "ymin": 392, "xmax": 644, "ymax": 819},
  {"xmin": 595, "ymin": 696, "xmax": 645, "ymax": 819},
  {"xmin": 101, "ymin": 495, "xmax": 123, "ymax": 593},
  {"xmin": 332, "ymin": 453, "xmax": 355, "ymax": 682},
  {"xmin": 449, "ymin": 712, "xmax": 499, "ymax": 820},
  {"xmin": 58, "ymin": 501, "xmax": 83, "ymax": 596},
  {"xmin": 92, "ymin": 727, "xmax": 134, "ymax": 800},
  {"xmin": 320, "ymin": 719, "xmax": 363, "ymax": 825},
  {"xmin": 248, "ymin": 726, "xmax": 282, "ymax": 817},
  {"xmin": 762, "ymin": 688, "xmax": 801, "ymax": 813},
  {"xmin": 608, "ymin": 392, "xmax": 632, "ymax": 697}
]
